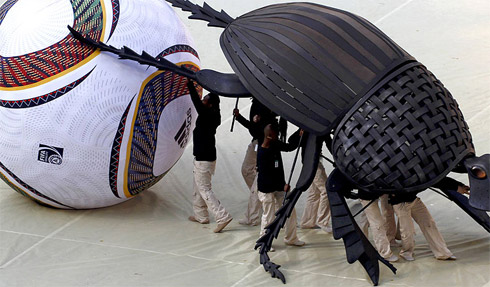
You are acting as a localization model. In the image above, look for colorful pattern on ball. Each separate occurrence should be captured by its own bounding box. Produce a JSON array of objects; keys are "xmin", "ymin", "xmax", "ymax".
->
[
  {"xmin": 109, "ymin": 98, "xmax": 133, "ymax": 198},
  {"xmin": 108, "ymin": 0, "xmax": 120, "ymax": 39},
  {"xmin": 0, "ymin": 69, "xmax": 93, "ymax": 108},
  {"xmin": 109, "ymin": 45, "xmax": 200, "ymax": 198},
  {"xmin": 0, "ymin": 0, "xmax": 104, "ymax": 89},
  {"xmin": 0, "ymin": 0, "xmax": 19, "ymax": 25}
]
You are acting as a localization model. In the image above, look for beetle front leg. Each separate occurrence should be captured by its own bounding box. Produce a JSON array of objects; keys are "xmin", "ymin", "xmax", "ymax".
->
[
  {"xmin": 255, "ymin": 133, "xmax": 321, "ymax": 283},
  {"xmin": 254, "ymin": 187, "xmax": 305, "ymax": 283}
]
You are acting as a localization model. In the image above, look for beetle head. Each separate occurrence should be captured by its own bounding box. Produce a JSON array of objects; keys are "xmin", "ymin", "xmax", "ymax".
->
[{"xmin": 464, "ymin": 154, "xmax": 490, "ymax": 211}]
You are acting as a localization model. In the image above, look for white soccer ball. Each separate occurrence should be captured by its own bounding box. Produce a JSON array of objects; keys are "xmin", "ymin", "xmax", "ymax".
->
[{"xmin": 0, "ymin": 0, "xmax": 200, "ymax": 209}]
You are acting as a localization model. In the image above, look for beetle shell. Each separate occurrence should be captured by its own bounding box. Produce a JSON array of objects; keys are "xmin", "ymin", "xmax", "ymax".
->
[{"xmin": 220, "ymin": 2, "xmax": 414, "ymax": 135}]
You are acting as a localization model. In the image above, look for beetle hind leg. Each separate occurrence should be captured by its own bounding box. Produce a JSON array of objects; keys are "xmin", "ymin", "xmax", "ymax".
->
[{"xmin": 327, "ymin": 169, "xmax": 396, "ymax": 286}]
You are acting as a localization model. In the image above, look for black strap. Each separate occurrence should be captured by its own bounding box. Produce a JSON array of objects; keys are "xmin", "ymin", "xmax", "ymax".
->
[
  {"xmin": 353, "ymin": 198, "xmax": 376, "ymax": 218},
  {"xmin": 284, "ymin": 132, "xmax": 304, "ymax": 201}
]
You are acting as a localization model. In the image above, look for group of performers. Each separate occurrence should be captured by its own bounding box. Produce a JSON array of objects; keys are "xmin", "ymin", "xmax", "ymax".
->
[{"xmin": 185, "ymin": 80, "xmax": 470, "ymax": 261}]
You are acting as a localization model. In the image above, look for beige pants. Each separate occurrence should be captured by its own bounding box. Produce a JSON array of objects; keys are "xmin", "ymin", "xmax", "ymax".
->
[
  {"xmin": 361, "ymin": 198, "xmax": 393, "ymax": 259},
  {"xmin": 258, "ymin": 190, "xmax": 299, "ymax": 243},
  {"xmin": 393, "ymin": 197, "xmax": 453, "ymax": 259},
  {"xmin": 300, "ymin": 161, "xmax": 331, "ymax": 229},
  {"xmin": 192, "ymin": 160, "xmax": 232, "ymax": 224},
  {"xmin": 349, "ymin": 200, "xmax": 369, "ymax": 236},
  {"xmin": 379, "ymin": 194, "xmax": 397, "ymax": 243},
  {"xmin": 241, "ymin": 140, "xmax": 261, "ymax": 224}
]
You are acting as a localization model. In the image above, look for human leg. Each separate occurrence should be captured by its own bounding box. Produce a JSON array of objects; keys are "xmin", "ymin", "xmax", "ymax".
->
[
  {"xmin": 275, "ymin": 191, "xmax": 304, "ymax": 246},
  {"xmin": 380, "ymin": 194, "xmax": 398, "ymax": 245},
  {"xmin": 361, "ymin": 199, "xmax": 394, "ymax": 259},
  {"xmin": 240, "ymin": 141, "xmax": 262, "ymax": 225},
  {"xmin": 191, "ymin": 159, "xmax": 210, "ymax": 223},
  {"xmin": 410, "ymin": 198, "xmax": 454, "ymax": 259},
  {"xmin": 194, "ymin": 160, "xmax": 232, "ymax": 225},
  {"xmin": 393, "ymin": 201, "xmax": 416, "ymax": 260},
  {"xmin": 299, "ymin": 184, "xmax": 320, "ymax": 228},
  {"xmin": 258, "ymin": 191, "xmax": 276, "ymax": 237},
  {"xmin": 241, "ymin": 174, "xmax": 261, "ymax": 225},
  {"xmin": 315, "ymin": 162, "xmax": 331, "ymax": 231},
  {"xmin": 241, "ymin": 140, "xmax": 257, "ymax": 189}
]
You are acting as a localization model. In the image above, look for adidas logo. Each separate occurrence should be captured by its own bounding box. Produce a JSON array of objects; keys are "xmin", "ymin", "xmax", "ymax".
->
[{"xmin": 174, "ymin": 108, "xmax": 193, "ymax": 148}]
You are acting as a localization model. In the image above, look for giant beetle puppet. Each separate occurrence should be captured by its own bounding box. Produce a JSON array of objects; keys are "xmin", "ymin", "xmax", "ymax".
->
[{"xmin": 69, "ymin": 0, "xmax": 490, "ymax": 285}]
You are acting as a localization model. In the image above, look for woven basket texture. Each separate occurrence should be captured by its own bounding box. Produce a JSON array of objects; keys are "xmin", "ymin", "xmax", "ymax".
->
[{"xmin": 333, "ymin": 65, "xmax": 474, "ymax": 192}]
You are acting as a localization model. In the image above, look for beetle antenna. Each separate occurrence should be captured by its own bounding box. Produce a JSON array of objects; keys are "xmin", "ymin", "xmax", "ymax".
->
[
  {"xmin": 68, "ymin": 25, "xmax": 197, "ymax": 80},
  {"xmin": 165, "ymin": 0, "xmax": 234, "ymax": 28}
]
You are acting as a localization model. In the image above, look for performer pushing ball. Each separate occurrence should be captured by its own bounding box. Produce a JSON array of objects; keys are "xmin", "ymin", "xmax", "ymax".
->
[{"xmin": 187, "ymin": 80, "xmax": 233, "ymax": 233}]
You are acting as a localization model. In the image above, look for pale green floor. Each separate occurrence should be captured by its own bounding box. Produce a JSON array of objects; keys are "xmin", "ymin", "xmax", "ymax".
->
[{"xmin": 1, "ymin": 0, "xmax": 489, "ymax": 286}]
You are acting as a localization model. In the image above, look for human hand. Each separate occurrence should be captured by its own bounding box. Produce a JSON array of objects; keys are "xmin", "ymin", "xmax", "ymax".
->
[
  {"xmin": 284, "ymin": 184, "xmax": 290, "ymax": 192},
  {"xmin": 457, "ymin": 185, "xmax": 470, "ymax": 195},
  {"xmin": 233, "ymin": 108, "xmax": 239, "ymax": 116}
]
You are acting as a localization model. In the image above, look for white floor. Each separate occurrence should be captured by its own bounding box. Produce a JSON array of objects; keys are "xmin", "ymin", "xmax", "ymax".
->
[{"xmin": 1, "ymin": 0, "xmax": 489, "ymax": 286}]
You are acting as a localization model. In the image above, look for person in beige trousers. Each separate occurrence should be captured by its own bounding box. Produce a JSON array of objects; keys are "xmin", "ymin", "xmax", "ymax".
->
[
  {"xmin": 256, "ymin": 124, "xmax": 305, "ymax": 250},
  {"xmin": 390, "ymin": 191, "xmax": 457, "ymax": 261},
  {"xmin": 360, "ymin": 196, "xmax": 399, "ymax": 262},
  {"xmin": 300, "ymin": 160, "xmax": 332, "ymax": 233},
  {"xmin": 187, "ymin": 81, "xmax": 232, "ymax": 233},
  {"xmin": 239, "ymin": 139, "xmax": 261, "ymax": 226},
  {"xmin": 379, "ymin": 194, "xmax": 399, "ymax": 246},
  {"xmin": 233, "ymin": 103, "xmax": 276, "ymax": 226},
  {"xmin": 388, "ymin": 176, "xmax": 470, "ymax": 261}
]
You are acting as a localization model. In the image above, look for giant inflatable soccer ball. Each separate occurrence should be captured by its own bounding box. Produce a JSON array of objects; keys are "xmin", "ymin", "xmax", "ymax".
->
[{"xmin": 0, "ymin": 0, "xmax": 200, "ymax": 209}]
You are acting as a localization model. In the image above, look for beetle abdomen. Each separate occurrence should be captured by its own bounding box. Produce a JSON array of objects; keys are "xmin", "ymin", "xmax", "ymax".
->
[
  {"xmin": 332, "ymin": 62, "xmax": 474, "ymax": 192},
  {"xmin": 220, "ymin": 3, "xmax": 414, "ymax": 135}
]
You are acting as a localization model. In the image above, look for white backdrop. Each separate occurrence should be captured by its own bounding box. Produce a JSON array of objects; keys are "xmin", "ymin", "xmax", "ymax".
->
[{"xmin": 0, "ymin": 0, "xmax": 489, "ymax": 286}]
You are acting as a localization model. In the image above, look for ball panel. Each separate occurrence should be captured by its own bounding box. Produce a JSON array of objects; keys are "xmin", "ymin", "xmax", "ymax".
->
[
  {"xmin": 0, "ymin": 0, "xmax": 73, "ymax": 57},
  {"xmin": 118, "ymin": 62, "xmax": 200, "ymax": 199},
  {"xmin": 0, "ymin": 0, "xmax": 19, "ymax": 26},
  {"xmin": 0, "ymin": 161, "xmax": 73, "ymax": 208},
  {"xmin": 0, "ymin": 69, "xmax": 93, "ymax": 108},
  {"xmin": 0, "ymin": 0, "xmax": 105, "ymax": 90},
  {"xmin": 153, "ymin": 96, "xmax": 196, "ymax": 177}
]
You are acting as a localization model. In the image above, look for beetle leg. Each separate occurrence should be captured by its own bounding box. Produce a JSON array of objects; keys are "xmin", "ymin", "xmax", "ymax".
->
[
  {"xmin": 327, "ymin": 169, "xmax": 396, "ymax": 286},
  {"xmin": 255, "ymin": 186, "xmax": 305, "ymax": 283},
  {"xmin": 254, "ymin": 133, "xmax": 322, "ymax": 283},
  {"xmin": 164, "ymin": 0, "xmax": 234, "ymax": 28},
  {"xmin": 433, "ymin": 177, "xmax": 490, "ymax": 233}
]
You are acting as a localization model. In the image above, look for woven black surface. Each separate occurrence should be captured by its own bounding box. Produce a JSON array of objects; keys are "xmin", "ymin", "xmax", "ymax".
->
[{"xmin": 332, "ymin": 63, "xmax": 474, "ymax": 192}]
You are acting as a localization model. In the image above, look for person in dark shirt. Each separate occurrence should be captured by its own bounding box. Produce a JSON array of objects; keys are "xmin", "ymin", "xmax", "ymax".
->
[
  {"xmin": 388, "ymin": 177, "xmax": 469, "ymax": 261},
  {"xmin": 233, "ymin": 100, "xmax": 276, "ymax": 226},
  {"xmin": 256, "ymin": 122, "xmax": 305, "ymax": 249},
  {"xmin": 187, "ymin": 80, "xmax": 232, "ymax": 233}
]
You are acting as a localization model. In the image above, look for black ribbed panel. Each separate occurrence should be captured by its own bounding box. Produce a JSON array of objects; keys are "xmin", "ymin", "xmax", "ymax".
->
[{"xmin": 220, "ymin": 3, "xmax": 414, "ymax": 135}]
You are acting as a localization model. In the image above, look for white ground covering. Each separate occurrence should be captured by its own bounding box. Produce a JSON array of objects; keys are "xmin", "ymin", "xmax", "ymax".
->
[{"xmin": 0, "ymin": 0, "xmax": 489, "ymax": 286}]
